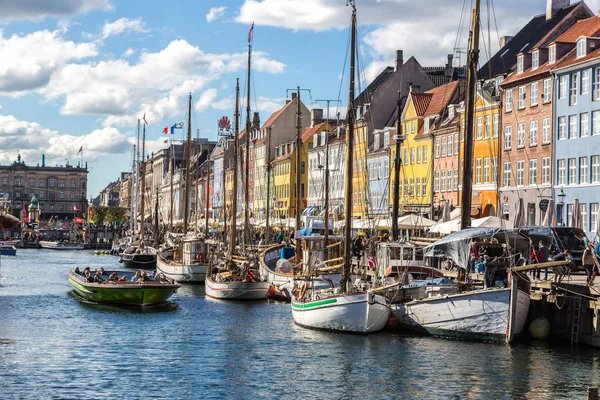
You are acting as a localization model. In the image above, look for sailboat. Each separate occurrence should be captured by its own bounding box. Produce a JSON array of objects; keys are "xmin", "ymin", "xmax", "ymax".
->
[
  {"xmin": 289, "ymin": 1, "xmax": 390, "ymax": 333},
  {"xmin": 120, "ymin": 118, "xmax": 158, "ymax": 269},
  {"xmin": 390, "ymin": 0, "xmax": 531, "ymax": 343},
  {"xmin": 204, "ymin": 31, "xmax": 269, "ymax": 300},
  {"xmin": 156, "ymin": 94, "xmax": 210, "ymax": 283}
]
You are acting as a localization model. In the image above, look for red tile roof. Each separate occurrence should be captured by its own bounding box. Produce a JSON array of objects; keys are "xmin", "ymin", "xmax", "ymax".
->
[
  {"xmin": 271, "ymin": 152, "xmax": 292, "ymax": 163},
  {"xmin": 554, "ymin": 16, "xmax": 600, "ymax": 43},
  {"xmin": 301, "ymin": 122, "xmax": 329, "ymax": 143},
  {"xmin": 501, "ymin": 48, "xmax": 573, "ymax": 86},
  {"xmin": 411, "ymin": 92, "xmax": 433, "ymax": 116},
  {"xmin": 423, "ymin": 80, "xmax": 460, "ymax": 116},
  {"xmin": 555, "ymin": 46, "xmax": 600, "ymax": 70}
]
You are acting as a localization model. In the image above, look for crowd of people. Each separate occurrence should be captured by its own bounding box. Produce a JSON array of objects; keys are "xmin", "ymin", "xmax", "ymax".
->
[{"xmin": 74, "ymin": 267, "xmax": 170, "ymax": 283}]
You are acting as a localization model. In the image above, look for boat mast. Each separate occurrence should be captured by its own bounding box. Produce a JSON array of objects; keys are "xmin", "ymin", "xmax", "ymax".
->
[
  {"xmin": 244, "ymin": 32, "xmax": 252, "ymax": 250},
  {"xmin": 323, "ymin": 118, "xmax": 330, "ymax": 258},
  {"xmin": 222, "ymin": 140, "xmax": 228, "ymax": 241},
  {"xmin": 140, "ymin": 123, "xmax": 147, "ymax": 249},
  {"xmin": 134, "ymin": 119, "xmax": 140, "ymax": 233},
  {"xmin": 183, "ymin": 93, "xmax": 192, "ymax": 233},
  {"xmin": 170, "ymin": 137, "xmax": 174, "ymax": 232},
  {"xmin": 265, "ymin": 127, "xmax": 272, "ymax": 245},
  {"xmin": 205, "ymin": 148, "xmax": 211, "ymax": 235},
  {"xmin": 195, "ymin": 131, "xmax": 200, "ymax": 231},
  {"xmin": 341, "ymin": 0, "xmax": 356, "ymax": 293},
  {"xmin": 460, "ymin": 0, "xmax": 480, "ymax": 230},
  {"xmin": 154, "ymin": 188, "xmax": 159, "ymax": 247},
  {"xmin": 130, "ymin": 143, "xmax": 136, "ymax": 230},
  {"xmin": 392, "ymin": 90, "xmax": 403, "ymax": 241},
  {"xmin": 229, "ymin": 79, "xmax": 240, "ymax": 256}
]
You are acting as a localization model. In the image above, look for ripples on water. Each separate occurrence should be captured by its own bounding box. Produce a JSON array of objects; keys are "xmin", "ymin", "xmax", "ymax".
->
[{"xmin": 0, "ymin": 249, "xmax": 599, "ymax": 399}]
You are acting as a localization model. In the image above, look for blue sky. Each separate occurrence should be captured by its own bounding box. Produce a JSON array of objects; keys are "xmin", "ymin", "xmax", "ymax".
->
[{"xmin": 0, "ymin": 0, "xmax": 595, "ymax": 197}]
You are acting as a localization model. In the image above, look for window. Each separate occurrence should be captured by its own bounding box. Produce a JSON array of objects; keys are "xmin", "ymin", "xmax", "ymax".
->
[
  {"xmin": 593, "ymin": 111, "xmax": 600, "ymax": 135},
  {"xmin": 484, "ymin": 115, "xmax": 490, "ymax": 139},
  {"xmin": 441, "ymin": 137, "xmax": 447, "ymax": 157},
  {"xmin": 454, "ymin": 133, "xmax": 459, "ymax": 154},
  {"xmin": 504, "ymin": 126, "xmax": 512, "ymax": 150},
  {"xmin": 529, "ymin": 120, "xmax": 538, "ymax": 146},
  {"xmin": 49, "ymin": 179, "xmax": 56, "ymax": 188},
  {"xmin": 592, "ymin": 203, "xmax": 599, "ymax": 233},
  {"xmin": 595, "ymin": 67, "xmax": 600, "ymax": 100},
  {"xmin": 447, "ymin": 136, "xmax": 453, "ymax": 156},
  {"xmin": 411, "ymin": 121, "xmax": 415, "ymax": 133},
  {"xmin": 577, "ymin": 38, "xmax": 586, "ymax": 58},
  {"xmin": 505, "ymin": 89, "xmax": 513, "ymax": 111},
  {"xmin": 593, "ymin": 155, "xmax": 600, "ymax": 183},
  {"xmin": 383, "ymin": 132, "xmax": 390, "ymax": 148},
  {"xmin": 454, "ymin": 169, "xmax": 458, "ymax": 190},
  {"xmin": 484, "ymin": 158, "xmax": 490, "ymax": 183},
  {"xmin": 503, "ymin": 162, "xmax": 511, "ymax": 187},
  {"xmin": 476, "ymin": 158, "xmax": 482, "ymax": 184},
  {"xmin": 416, "ymin": 147, "xmax": 421, "ymax": 163},
  {"xmin": 404, "ymin": 149, "xmax": 409, "ymax": 165},
  {"xmin": 517, "ymin": 123, "xmax": 525, "ymax": 147},
  {"xmin": 532, "ymin": 50, "xmax": 539, "ymax": 69},
  {"xmin": 492, "ymin": 157, "xmax": 498, "ymax": 183},
  {"xmin": 542, "ymin": 157, "xmax": 550, "ymax": 184},
  {"xmin": 492, "ymin": 114, "xmax": 499, "ymax": 138},
  {"xmin": 60, "ymin": 180, "xmax": 65, "ymax": 188},
  {"xmin": 461, "ymin": 119, "xmax": 465, "ymax": 141},
  {"xmin": 29, "ymin": 179, "xmax": 34, "ymax": 187},
  {"xmin": 580, "ymin": 157, "xmax": 589, "ymax": 184},
  {"xmin": 517, "ymin": 160, "xmax": 524, "ymax": 186},
  {"xmin": 558, "ymin": 116, "xmax": 567, "ymax": 139},
  {"xmin": 581, "ymin": 113, "xmax": 589, "ymax": 137},
  {"xmin": 434, "ymin": 172, "xmax": 439, "ymax": 192},
  {"xmin": 423, "ymin": 146, "xmax": 428, "ymax": 163},
  {"xmin": 416, "ymin": 177, "xmax": 421, "ymax": 196},
  {"xmin": 476, "ymin": 117, "xmax": 483, "ymax": 139},
  {"xmin": 70, "ymin": 192, "xmax": 75, "ymax": 200},
  {"xmin": 570, "ymin": 73, "xmax": 578, "ymax": 105},
  {"xmin": 529, "ymin": 159, "xmax": 537, "ymax": 185},
  {"xmin": 582, "ymin": 70, "xmax": 590, "ymax": 95},
  {"xmin": 517, "ymin": 55, "xmax": 523, "ymax": 73},
  {"xmin": 549, "ymin": 44, "xmax": 556, "ymax": 64},
  {"xmin": 543, "ymin": 78, "xmax": 552, "ymax": 103},
  {"xmin": 582, "ymin": 203, "xmax": 588, "ymax": 232},
  {"xmin": 39, "ymin": 190, "xmax": 44, "ymax": 199},
  {"xmin": 410, "ymin": 178, "xmax": 415, "ymax": 196},
  {"xmin": 557, "ymin": 159, "xmax": 566, "ymax": 185},
  {"xmin": 569, "ymin": 115, "xmax": 578, "ymax": 139},
  {"xmin": 447, "ymin": 170, "xmax": 452, "ymax": 191},
  {"xmin": 531, "ymin": 82, "xmax": 539, "ymax": 106},
  {"xmin": 1, "ymin": 179, "xmax": 6, "ymax": 186},
  {"xmin": 435, "ymin": 138, "xmax": 440, "ymax": 158},
  {"xmin": 440, "ymin": 172, "xmax": 445, "ymax": 192},
  {"xmin": 559, "ymin": 75, "xmax": 567, "ymax": 99},
  {"xmin": 410, "ymin": 148, "xmax": 415, "ymax": 164},
  {"xmin": 518, "ymin": 86, "xmax": 526, "ymax": 108},
  {"xmin": 422, "ymin": 178, "xmax": 427, "ymax": 196}
]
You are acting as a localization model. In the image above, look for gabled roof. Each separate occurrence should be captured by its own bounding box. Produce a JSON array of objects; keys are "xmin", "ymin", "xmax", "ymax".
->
[
  {"xmin": 355, "ymin": 66, "xmax": 395, "ymax": 107},
  {"xmin": 301, "ymin": 122, "xmax": 328, "ymax": 143},
  {"xmin": 260, "ymin": 99, "xmax": 296, "ymax": 130},
  {"xmin": 423, "ymin": 80, "xmax": 460, "ymax": 117},
  {"xmin": 478, "ymin": 2, "xmax": 589, "ymax": 79},
  {"xmin": 554, "ymin": 15, "xmax": 600, "ymax": 43},
  {"xmin": 554, "ymin": 46, "xmax": 598, "ymax": 70},
  {"xmin": 411, "ymin": 92, "xmax": 433, "ymax": 116}
]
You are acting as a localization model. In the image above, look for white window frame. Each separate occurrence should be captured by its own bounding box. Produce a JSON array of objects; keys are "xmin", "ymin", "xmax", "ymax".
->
[
  {"xmin": 532, "ymin": 50, "xmax": 539, "ymax": 69},
  {"xmin": 516, "ymin": 160, "xmax": 524, "ymax": 186},
  {"xmin": 568, "ymin": 158, "xmax": 577, "ymax": 185},
  {"xmin": 475, "ymin": 158, "xmax": 482, "ymax": 184},
  {"xmin": 595, "ymin": 67, "xmax": 600, "ymax": 100},
  {"xmin": 517, "ymin": 123, "xmax": 525, "ymax": 148},
  {"xmin": 581, "ymin": 113, "xmax": 589, "ymax": 137},
  {"xmin": 593, "ymin": 111, "xmax": 600, "ymax": 136},
  {"xmin": 518, "ymin": 86, "xmax": 526, "ymax": 109},
  {"xmin": 530, "ymin": 81, "xmax": 539, "ymax": 106},
  {"xmin": 577, "ymin": 37, "xmax": 586, "ymax": 58},
  {"xmin": 582, "ymin": 69, "xmax": 590, "ymax": 95},
  {"xmin": 492, "ymin": 114, "xmax": 499, "ymax": 138},
  {"xmin": 570, "ymin": 72, "xmax": 578, "ymax": 105},
  {"xmin": 569, "ymin": 114, "xmax": 578, "ymax": 139},
  {"xmin": 504, "ymin": 126, "xmax": 512, "ymax": 150},
  {"xmin": 593, "ymin": 155, "xmax": 600, "ymax": 183},
  {"xmin": 543, "ymin": 78, "xmax": 552, "ymax": 103},
  {"xmin": 505, "ymin": 89, "xmax": 513, "ymax": 112},
  {"xmin": 549, "ymin": 44, "xmax": 556, "ymax": 64},
  {"xmin": 542, "ymin": 118, "xmax": 551, "ymax": 144},
  {"xmin": 503, "ymin": 162, "xmax": 511, "ymax": 188},
  {"xmin": 558, "ymin": 159, "xmax": 566, "ymax": 185},
  {"xmin": 529, "ymin": 159, "xmax": 537, "ymax": 186},
  {"xmin": 517, "ymin": 55, "xmax": 524, "ymax": 73},
  {"xmin": 580, "ymin": 157, "xmax": 589, "ymax": 184},
  {"xmin": 542, "ymin": 157, "xmax": 550, "ymax": 184},
  {"xmin": 559, "ymin": 75, "xmax": 567, "ymax": 99},
  {"xmin": 558, "ymin": 116, "xmax": 567, "ymax": 140},
  {"xmin": 529, "ymin": 120, "xmax": 538, "ymax": 146},
  {"xmin": 484, "ymin": 157, "xmax": 490, "ymax": 184}
]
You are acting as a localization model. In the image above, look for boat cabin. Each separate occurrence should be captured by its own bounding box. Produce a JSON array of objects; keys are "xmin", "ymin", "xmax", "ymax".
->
[{"xmin": 181, "ymin": 237, "xmax": 208, "ymax": 264}]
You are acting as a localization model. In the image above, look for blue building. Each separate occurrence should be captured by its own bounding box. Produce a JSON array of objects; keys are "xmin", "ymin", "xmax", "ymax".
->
[{"xmin": 552, "ymin": 17, "xmax": 600, "ymax": 239}]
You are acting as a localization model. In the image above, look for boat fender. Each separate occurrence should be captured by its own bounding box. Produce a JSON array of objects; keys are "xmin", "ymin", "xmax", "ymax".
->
[
  {"xmin": 368, "ymin": 293, "xmax": 375, "ymax": 304},
  {"xmin": 298, "ymin": 281, "xmax": 308, "ymax": 300}
]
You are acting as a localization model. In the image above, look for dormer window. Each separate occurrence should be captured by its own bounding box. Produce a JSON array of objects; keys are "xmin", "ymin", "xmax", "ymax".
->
[
  {"xmin": 517, "ymin": 55, "xmax": 524, "ymax": 74},
  {"xmin": 532, "ymin": 50, "xmax": 539, "ymax": 69},
  {"xmin": 313, "ymin": 134, "xmax": 319, "ymax": 148},
  {"xmin": 448, "ymin": 105, "xmax": 455, "ymax": 119},
  {"xmin": 424, "ymin": 117, "xmax": 430, "ymax": 133},
  {"xmin": 373, "ymin": 133, "xmax": 380, "ymax": 151},
  {"xmin": 577, "ymin": 37, "xmax": 586, "ymax": 58},
  {"xmin": 383, "ymin": 132, "xmax": 390, "ymax": 148},
  {"xmin": 549, "ymin": 44, "xmax": 556, "ymax": 64}
]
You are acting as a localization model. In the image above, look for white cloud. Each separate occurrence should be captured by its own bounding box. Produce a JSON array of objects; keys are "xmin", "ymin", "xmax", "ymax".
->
[
  {"xmin": 0, "ymin": 29, "xmax": 97, "ymax": 93},
  {"xmin": 195, "ymin": 89, "xmax": 218, "ymax": 112},
  {"xmin": 255, "ymin": 96, "xmax": 286, "ymax": 113},
  {"xmin": 206, "ymin": 6, "xmax": 227, "ymax": 23},
  {"xmin": 122, "ymin": 48, "xmax": 135, "ymax": 58},
  {"xmin": 212, "ymin": 97, "xmax": 233, "ymax": 110},
  {"xmin": 0, "ymin": 0, "xmax": 109, "ymax": 21},
  {"xmin": 101, "ymin": 17, "xmax": 147, "ymax": 39},
  {"xmin": 0, "ymin": 114, "xmax": 131, "ymax": 166}
]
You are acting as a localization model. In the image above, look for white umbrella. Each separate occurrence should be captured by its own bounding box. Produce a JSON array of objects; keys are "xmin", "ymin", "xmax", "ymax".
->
[
  {"xmin": 471, "ymin": 216, "xmax": 513, "ymax": 229},
  {"xmin": 450, "ymin": 208, "xmax": 461, "ymax": 220},
  {"xmin": 397, "ymin": 214, "xmax": 436, "ymax": 229},
  {"xmin": 428, "ymin": 218, "xmax": 461, "ymax": 234},
  {"xmin": 571, "ymin": 198, "xmax": 582, "ymax": 229},
  {"xmin": 542, "ymin": 199, "xmax": 557, "ymax": 227},
  {"xmin": 513, "ymin": 198, "xmax": 526, "ymax": 228}
]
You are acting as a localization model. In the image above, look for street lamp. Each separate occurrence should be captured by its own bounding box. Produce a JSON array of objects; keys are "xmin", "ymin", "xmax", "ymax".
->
[{"xmin": 558, "ymin": 187, "xmax": 566, "ymax": 226}]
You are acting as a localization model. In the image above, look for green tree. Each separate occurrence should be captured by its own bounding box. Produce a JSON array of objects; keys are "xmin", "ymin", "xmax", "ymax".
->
[{"xmin": 105, "ymin": 207, "xmax": 126, "ymax": 224}]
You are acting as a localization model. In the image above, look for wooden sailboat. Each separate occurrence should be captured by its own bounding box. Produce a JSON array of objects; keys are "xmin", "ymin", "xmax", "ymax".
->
[
  {"xmin": 205, "ymin": 33, "xmax": 269, "ymax": 300},
  {"xmin": 391, "ymin": 0, "xmax": 531, "ymax": 343},
  {"xmin": 120, "ymin": 118, "xmax": 158, "ymax": 269},
  {"xmin": 289, "ymin": 1, "xmax": 390, "ymax": 333},
  {"xmin": 156, "ymin": 94, "xmax": 210, "ymax": 283}
]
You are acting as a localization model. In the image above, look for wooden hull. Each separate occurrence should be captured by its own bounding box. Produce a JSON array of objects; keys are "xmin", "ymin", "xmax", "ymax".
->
[
  {"xmin": 259, "ymin": 245, "xmax": 294, "ymax": 300},
  {"xmin": 156, "ymin": 255, "xmax": 207, "ymax": 283},
  {"xmin": 291, "ymin": 292, "xmax": 390, "ymax": 334},
  {"xmin": 67, "ymin": 272, "xmax": 179, "ymax": 306},
  {"xmin": 120, "ymin": 246, "xmax": 157, "ymax": 270},
  {"xmin": 205, "ymin": 275, "xmax": 269, "ymax": 300},
  {"xmin": 391, "ymin": 276, "xmax": 530, "ymax": 343}
]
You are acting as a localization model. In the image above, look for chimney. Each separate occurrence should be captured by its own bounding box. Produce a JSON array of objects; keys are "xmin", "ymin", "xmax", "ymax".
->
[
  {"xmin": 546, "ymin": 0, "xmax": 569, "ymax": 21},
  {"xmin": 311, "ymin": 108, "xmax": 323, "ymax": 127},
  {"xmin": 395, "ymin": 50, "xmax": 404, "ymax": 71},
  {"xmin": 291, "ymin": 92, "xmax": 297, "ymax": 101},
  {"xmin": 499, "ymin": 36, "xmax": 513, "ymax": 48}
]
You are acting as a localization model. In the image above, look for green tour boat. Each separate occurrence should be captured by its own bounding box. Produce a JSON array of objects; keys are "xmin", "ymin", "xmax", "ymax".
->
[{"xmin": 68, "ymin": 269, "xmax": 180, "ymax": 306}]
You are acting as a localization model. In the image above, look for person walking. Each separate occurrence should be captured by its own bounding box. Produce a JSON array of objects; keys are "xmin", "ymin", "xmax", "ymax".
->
[{"xmin": 537, "ymin": 240, "xmax": 549, "ymax": 280}]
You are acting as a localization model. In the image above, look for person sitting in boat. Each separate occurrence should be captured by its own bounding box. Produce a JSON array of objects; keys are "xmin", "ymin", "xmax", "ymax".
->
[
  {"xmin": 74, "ymin": 267, "xmax": 81, "ymax": 275},
  {"xmin": 94, "ymin": 270, "xmax": 104, "ymax": 283},
  {"xmin": 108, "ymin": 272, "xmax": 119, "ymax": 282},
  {"xmin": 99, "ymin": 267, "xmax": 109, "ymax": 277},
  {"xmin": 352, "ymin": 233, "xmax": 364, "ymax": 258},
  {"xmin": 140, "ymin": 271, "xmax": 150, "ymax": 282},
  {"xmin": 118, "ymin": 275, "xmax": 127, "ymax": 282},
  {"xmin": 131, "ymin": 270, "xmax": 141, "ymax": 283},
  {"xmin": 84, "ymin": 270, "xmax": 95, "ymax": 283}
]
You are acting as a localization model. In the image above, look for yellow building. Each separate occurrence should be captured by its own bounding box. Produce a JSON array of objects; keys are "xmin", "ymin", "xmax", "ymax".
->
[
  {"xmin": 272, "ymin": 143, "xmax": 293, "ymax": 219},
  {"xmin": 392, "ymin": 81, "xmax": 461, "ymax": 217},
  {"xmin": 458, "ymin": 89, "xmax": 500, "ymax": 218}
]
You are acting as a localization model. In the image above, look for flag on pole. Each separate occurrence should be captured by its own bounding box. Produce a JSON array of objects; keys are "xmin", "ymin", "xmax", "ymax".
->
[
  {"xmin": 163, "ymin": 126, "xmax": 170, "ymax": 135},
  {"xmin": 143, "ymin": 112, "xmax": 148, "ymax": 125},
  {"xmin": 170, "ymin": 121, "xmax": 184, "ymax": 134},
  {"xmin": 248, "ymin": 22, "xmax": 254, "ymax": 43},
  {"xmin": 77, "ymin": 146, "xmax": 83, "ymax": 155}
]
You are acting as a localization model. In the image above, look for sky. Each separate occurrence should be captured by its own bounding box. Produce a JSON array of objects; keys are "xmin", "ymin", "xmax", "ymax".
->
[{"xmin": 1, "ymin": 0, "xmax": 599, "ymax": 198}]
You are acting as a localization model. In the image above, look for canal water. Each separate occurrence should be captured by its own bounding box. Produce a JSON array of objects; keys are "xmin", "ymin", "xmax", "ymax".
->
[{"xmin": 0, "ymin": 249, "xmax": 599, "ymax": 399}]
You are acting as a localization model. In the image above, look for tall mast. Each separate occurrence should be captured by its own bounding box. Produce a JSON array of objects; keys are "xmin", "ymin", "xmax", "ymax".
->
[
  {"xmin": 392, "ymin": 90, "xmax": 403, "ymax": 241},
  {"xmin": 460, "ymin": 0, "xmax": 480, "ymax": 230},
  {"xmin": 205, "ymin": 148, "xmax": 211, "ymax": 235},
  {"xmin": 170, "ymin": 137, "xmax": 174, "ymax": 232},
  {"xmin": 134, "ymin": 119, "xmax": 140, "ymax": 233},
  {"xmin": 130, "ymin": 143, "xmax": 135, "ymax": 229},
  {"xmin": 265, "ymin": 127, "xmax": 272, "ymax": 245},
  {"xmin": 140, "ymin": 123, "xmax": 147, "ymax": 249},
  {"xmin": 222, "ymin": 142, "xmax": 228, "ymax": 241},
  {"xmin": 183, "ymin": 93, "xmax": 192, "ymax": 233},
  {"xmin": 229, "ymin": 79, "xmax": 240, "ymax": 256},
  {"xmin": 295, "ymin": 87, "xmax": 302, "ymax": 261},
  {"xmin": 195, "ymin": 131, "xmax": 200, "ymax": 230},
  {"xmin": 244, "ymin": 34, "xmax": 252, "ymax": 250},
  {"xmin": 341, "ymin": 1, "xmax": 356, "ymax": 293}
]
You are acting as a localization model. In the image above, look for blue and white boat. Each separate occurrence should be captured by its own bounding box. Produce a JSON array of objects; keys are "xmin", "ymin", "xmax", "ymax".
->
[{"xmin": 0, "ymin": 242, "xmax": 17, "ymax": 256}]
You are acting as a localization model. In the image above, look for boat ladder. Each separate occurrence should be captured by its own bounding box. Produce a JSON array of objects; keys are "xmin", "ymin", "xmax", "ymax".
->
[{"xmin": 571, "ymin": 296, "xmax": 582, "ymax": 345}]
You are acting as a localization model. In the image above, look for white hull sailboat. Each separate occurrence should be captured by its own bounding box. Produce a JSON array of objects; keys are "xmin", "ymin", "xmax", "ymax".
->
[
  {"xmin": 291, "ymin": 291, "xmax": 389, "ymax": 333},
  {"xmin": 39, "ymin": 241, "xmax": 84, "ymax": 250},
  {"xmin": 157, "ymin": 253, "xmax": 208, "ymax": 283},
  {"xmin": 259, "ymin": 244, "xmax": 295, "ymax": 299},
  {"xmin": 156, "ymin": 236, "xmax": 209, "ymax": 283},
  {"xmin": 205, "ymin": 275, "xmax": 269, "ymax": 300},
  {"xmin": 391, "ymin": 273, "xmax": 530, "ymax": 342}
]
